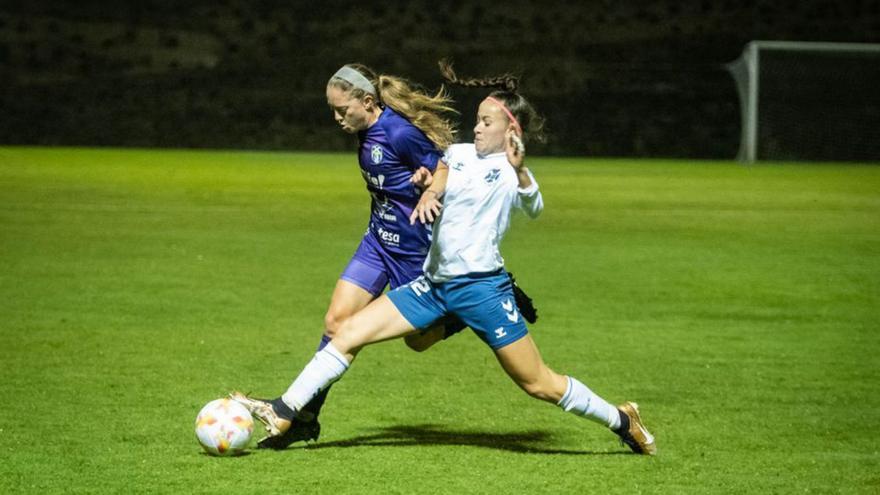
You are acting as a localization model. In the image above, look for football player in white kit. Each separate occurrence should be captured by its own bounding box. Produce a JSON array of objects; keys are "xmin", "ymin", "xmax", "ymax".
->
[{"xmin": 234, "ymin": 62, "xmax": 656, "ymax": 455}]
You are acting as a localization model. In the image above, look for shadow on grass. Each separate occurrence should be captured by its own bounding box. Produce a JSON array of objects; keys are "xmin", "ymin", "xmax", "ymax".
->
[
  {"xmin": 297, "ymin": 423, "xmax": 629, "ymax": 456},
  {"xmin": 198, "ymin": 451, "xmax": 252, "ymax": 458}
]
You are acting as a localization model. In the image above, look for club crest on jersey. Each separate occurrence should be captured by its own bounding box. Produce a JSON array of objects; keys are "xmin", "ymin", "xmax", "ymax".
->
[
  {"xmin": 371, "ymin": 145, "xmax": 384, "ymax": 164},
  {"xmin": 484, "ymin": 168, "xmax": 501, "ymax": 183}
]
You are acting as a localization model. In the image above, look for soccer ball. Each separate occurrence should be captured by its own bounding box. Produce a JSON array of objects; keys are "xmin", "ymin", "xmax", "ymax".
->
[{"xmin": 195, "ymin": 398, "xmax": 254, "ymax": 456}]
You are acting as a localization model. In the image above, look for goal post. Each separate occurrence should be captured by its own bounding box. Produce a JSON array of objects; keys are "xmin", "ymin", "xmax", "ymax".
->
[{"xmin": 727, "ymin": 41, "xmax": 880, "ymax": 163}]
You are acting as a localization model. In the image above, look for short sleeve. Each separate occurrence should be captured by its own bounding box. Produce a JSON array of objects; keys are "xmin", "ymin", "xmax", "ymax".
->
[{"xmin": 442, "ymin": 146, "xmax": 455, "ymax": 166}]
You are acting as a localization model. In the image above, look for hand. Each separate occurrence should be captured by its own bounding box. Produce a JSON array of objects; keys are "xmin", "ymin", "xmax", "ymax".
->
[
  {"xmin": 409, "ymin": 190, "xmax": 442, "ymax": 224},
  {"xmin": 506, "ymin": 131, "xmax": 525, "ymax": 169},
  {"xmin": 410, "ymin": 166, "xmax": 434, "ymax": 188}
]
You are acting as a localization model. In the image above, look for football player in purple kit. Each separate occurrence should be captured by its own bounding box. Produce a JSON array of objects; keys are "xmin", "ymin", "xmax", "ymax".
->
[{"xmin": 256, "ymin": 64, "xmax": 464, "ymax": 449}]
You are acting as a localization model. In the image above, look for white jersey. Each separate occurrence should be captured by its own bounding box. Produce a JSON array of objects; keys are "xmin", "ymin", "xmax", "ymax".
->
[{"xmin": 424, "ymin": 143, "xmax": 543, "ymax": 282}]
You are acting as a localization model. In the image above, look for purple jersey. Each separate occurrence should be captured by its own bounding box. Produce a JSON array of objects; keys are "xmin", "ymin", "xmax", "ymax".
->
[{"xmin": 357, "ymin": 107, "xmax": 442, "ymax": 256}]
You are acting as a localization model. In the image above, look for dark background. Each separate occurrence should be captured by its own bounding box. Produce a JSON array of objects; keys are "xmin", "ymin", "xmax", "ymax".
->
[{"xmin": 2, "ymin": 0, "xmax": 879, "ymax": 157}]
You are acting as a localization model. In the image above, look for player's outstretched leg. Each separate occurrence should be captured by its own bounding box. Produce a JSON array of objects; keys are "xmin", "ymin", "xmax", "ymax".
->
[
  {"xmin": 260, "ymin": 280, "xmax": 373, "ymax": 448},
  {"xmin": 256, "ymin": 336, "xmax": 331, "ymax": 449},
  {"xmin": 557, "ymin": 376, "xmax": 657, "ymax": 455},
  {"xmin": 237, "ymin": 294, "xmax": 415, "ymax": 448},
  {"xmin": 230, "ymin": 340, "xmax": 350, "ymax": 444},
  {"xmin": 495, "ymin": 335, "xmax": 656, "ymax": 455}
]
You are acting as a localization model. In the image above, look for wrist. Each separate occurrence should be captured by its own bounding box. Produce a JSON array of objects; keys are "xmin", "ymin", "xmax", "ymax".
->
[{"xmin": 516, "ymin": 167, "xmax": 533, "ymax": 188}]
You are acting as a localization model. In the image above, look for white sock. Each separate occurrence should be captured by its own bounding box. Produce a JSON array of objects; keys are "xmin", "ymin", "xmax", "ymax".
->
[
  {"xmin": 281, "ymin": 343, "xmax": 350, "ymax": 412},
  {"xmin": 557, "ymin": 376, "xmax": 621, "ymax": 430}
]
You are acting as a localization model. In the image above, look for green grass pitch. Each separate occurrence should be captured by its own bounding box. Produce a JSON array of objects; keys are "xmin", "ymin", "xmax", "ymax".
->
[{"xmin": 1, "ymin": 147, "xmax": 878, "ymax": 494}]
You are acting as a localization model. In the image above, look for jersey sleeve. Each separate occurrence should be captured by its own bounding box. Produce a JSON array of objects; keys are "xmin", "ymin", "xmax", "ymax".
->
[
  {"xmin": 515, "ymin": 169, "xmax": 543, "ymax": 219},
  {"xmin": 441, "ymin": 145, "xmax": 457, "ymax": 167},
  {"xmin": 388, "ymin": 124, "xmax": 443, "ymax": 172}
]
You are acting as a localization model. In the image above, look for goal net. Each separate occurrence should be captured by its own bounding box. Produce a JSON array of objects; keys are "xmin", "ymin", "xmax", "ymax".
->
[{"xmin": 727, "ymin": 41, "xmax": 880, "ymax": 163}]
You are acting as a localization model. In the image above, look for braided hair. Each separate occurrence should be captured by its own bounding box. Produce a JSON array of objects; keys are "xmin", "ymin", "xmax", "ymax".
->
[{"xmin": 439, "ymin": 59, "xmax": 546, "ymax": 143}]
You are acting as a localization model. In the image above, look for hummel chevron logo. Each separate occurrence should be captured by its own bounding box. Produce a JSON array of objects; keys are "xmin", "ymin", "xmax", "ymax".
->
[
  {"xmin": 501, "ymin": 298, "xmax": 518, "ymax": 323},
  {"xmin": 494, "ymin": 327, "xmax": 507, "ymax": 338}
]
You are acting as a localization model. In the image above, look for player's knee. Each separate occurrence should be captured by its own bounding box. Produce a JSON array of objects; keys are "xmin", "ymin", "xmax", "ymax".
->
[
  {"xmin": 323, "ymin": 309, "xmax": 350, "ymax": 337},
  {"xmin": 332, "ymin": 315, "xmax": 372, "ymax": 353},
  {"xmin": 334, "ymin": 315, "xmax": 355, "ymax": 339},
  {"xmin": 329, "ymin": 317, "xmax": 356, "ymax": 352}
]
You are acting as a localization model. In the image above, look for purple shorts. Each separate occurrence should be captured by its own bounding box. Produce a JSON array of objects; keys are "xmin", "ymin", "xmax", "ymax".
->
[{"xmin": 340, "ymin": 233, "xmax": 426, "ymax": 296}]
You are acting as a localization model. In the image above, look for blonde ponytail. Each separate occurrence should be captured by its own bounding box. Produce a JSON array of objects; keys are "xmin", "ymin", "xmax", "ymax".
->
[{"xmin": 377, "ymin": 75, "xmax": 457, "ymax": 150}]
